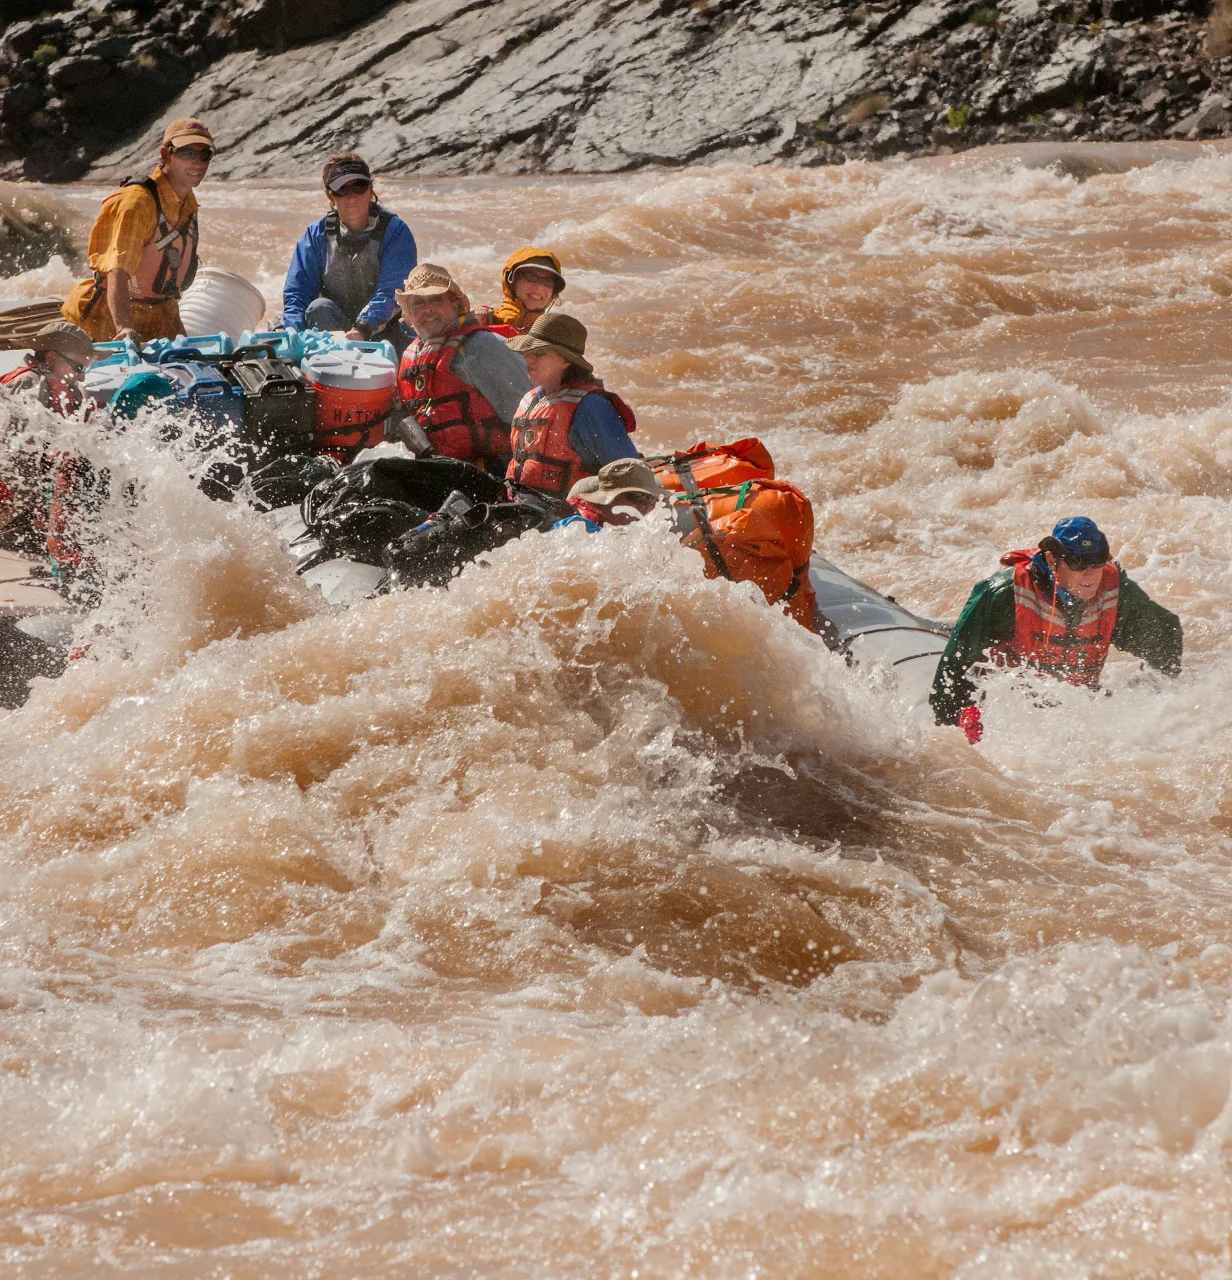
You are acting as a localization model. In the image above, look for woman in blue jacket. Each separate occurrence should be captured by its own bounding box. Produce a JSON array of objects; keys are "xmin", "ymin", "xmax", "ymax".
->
[{"xmin": 282, "ymin": 153, "xmax": 417, "ymax": 352}]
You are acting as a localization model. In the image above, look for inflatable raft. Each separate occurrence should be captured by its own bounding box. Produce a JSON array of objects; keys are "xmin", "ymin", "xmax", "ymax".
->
[{"xmin": 271, "ymin": 505, "xmax": 951, "ymax": 708}]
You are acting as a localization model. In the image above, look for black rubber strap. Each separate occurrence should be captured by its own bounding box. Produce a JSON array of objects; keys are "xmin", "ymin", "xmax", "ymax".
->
[{"xmin": 674, "ymin": 458, "xmax": 731, "ymax": 581}]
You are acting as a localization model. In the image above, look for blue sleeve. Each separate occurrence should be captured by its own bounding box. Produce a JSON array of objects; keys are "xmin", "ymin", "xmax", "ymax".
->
[
  {"xmin": 356, "ymin": 215, "xmax": 418, "ymax": 334},
  {"xmin": 282, "ymin": 221, "xmax": 327, "ymax": 332},
  {"xmin": 550, "ymin": 514, "xmax": 602, "ymax": 533},
  {"xmin": 568, "ymin": 394, "xmax": 639, "ymax": 474}
]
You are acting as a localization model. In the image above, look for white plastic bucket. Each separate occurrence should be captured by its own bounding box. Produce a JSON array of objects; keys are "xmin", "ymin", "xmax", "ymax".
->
[{"xmin": 177, "ymin": 268, "xmax": 266, "ymax": 341}]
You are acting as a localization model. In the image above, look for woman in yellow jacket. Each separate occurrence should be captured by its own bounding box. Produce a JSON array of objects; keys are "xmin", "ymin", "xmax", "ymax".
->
[{"xmin": 475, "ymin": 247, "xmax": 565, "ymax": 336}]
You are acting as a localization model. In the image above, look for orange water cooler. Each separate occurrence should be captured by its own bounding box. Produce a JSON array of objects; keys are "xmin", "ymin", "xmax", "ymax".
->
[{"xmin": 302, "ymin": 350, "xmax": 399, "ymax": 463}]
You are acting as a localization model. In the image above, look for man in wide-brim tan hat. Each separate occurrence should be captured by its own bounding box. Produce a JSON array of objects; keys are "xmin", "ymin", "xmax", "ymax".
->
[
  {"xmin": 62, "ymin": 117, "xmax": 215, "ymax": 345},
  {"xmin": 393, "ymin": 262, "xmax": 531, "ymax": 471},
  {"xmin": 567, "ymin": 457, "xmax": 665, "ymax": 516},
  {"xmin": 0, "ymin": 320, "xmax": 93, "ymax": 415},
  {"xmin": 501, "ymin": 313, "xmax": 639, "ymax": 502}
]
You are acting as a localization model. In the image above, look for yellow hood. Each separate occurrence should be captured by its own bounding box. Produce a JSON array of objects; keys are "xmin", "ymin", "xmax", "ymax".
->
[{"xmin": 491, "ymin": 246, "xmax": 564, "ymax": 331}]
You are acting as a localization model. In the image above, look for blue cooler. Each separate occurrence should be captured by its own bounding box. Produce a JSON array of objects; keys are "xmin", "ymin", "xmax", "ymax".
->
[
  {"xmin": 340, "ymin": 337, "xmax": 397, "ymax": 363},
  {"xmin": 299, "ymin": 329, "xmax": 348, "ymax": 358},
  {"xmin": 238, "ymin": 329, "xmax": 305, "ymax": 361},
  {"xmin": 141, "ymin": 337, "xmax": 174, "ymax": 362},
  {"xmin": 159, "ymin": 359, "xmax": 245, "ymax": 445},
  {"xmin": 90, "ymin": 338, "xmax": 141, "ymax": 367},
  {"xmin": 173, "ymin": 332, "xmax": 234, "ymax": 357}
]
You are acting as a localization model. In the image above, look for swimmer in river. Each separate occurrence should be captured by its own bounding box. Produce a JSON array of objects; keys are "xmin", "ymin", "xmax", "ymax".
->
[{"xmin": 930, "ymin": 516, "xmax": 1183, "ymax": 742}]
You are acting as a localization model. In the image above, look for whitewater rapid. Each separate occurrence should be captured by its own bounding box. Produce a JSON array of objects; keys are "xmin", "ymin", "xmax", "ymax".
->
[{"xmin": 2, "ymin": 143, "xmax": 1232, "ymax": 1278}]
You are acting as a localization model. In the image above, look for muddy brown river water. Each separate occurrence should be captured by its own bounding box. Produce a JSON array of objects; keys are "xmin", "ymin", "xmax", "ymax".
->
[{"xmin": 2, "ymin": 142, "xmax": 1232, "ymax": 1278}]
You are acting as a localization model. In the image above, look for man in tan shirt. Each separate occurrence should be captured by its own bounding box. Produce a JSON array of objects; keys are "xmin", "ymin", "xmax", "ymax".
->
[{"xmin": 62, "ymin": 117, "xmax": 213, "ymax": 344}]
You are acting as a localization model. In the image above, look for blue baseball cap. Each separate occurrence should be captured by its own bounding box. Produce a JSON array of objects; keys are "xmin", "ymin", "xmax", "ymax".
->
[{"xmin": 1045, "ymin": 516, "xmax": 1110, "ymax": 564}]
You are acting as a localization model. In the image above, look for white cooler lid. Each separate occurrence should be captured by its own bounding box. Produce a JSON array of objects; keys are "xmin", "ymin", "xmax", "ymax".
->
[
  {"xmin": 302, "ymin": 350, "xmax": 397, "ymax": 390},
  {"xmin": 83, "ymin": 362, "xmax": 183, "ymax": 399}
]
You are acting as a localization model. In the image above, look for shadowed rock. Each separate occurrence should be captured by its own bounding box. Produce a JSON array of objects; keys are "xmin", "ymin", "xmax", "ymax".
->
[{"xmin": 0, "ymin": 0, "xmax": 1225, "ymax": 181}]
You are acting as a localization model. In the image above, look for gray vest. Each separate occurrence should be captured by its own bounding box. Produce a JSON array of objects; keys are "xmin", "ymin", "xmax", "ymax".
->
[{"xmin": 320, "ymin": 206, "xmax": 392, "ymax": 326}]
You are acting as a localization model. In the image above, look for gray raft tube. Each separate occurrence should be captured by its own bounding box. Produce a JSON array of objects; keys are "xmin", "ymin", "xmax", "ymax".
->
[
  {"xmin": 271, "ymin": 503, "xmax": 953, "ymax": 711},
  {"xmin": 807, "ymin": 555, "xmax": 951, "ymax": 708}
]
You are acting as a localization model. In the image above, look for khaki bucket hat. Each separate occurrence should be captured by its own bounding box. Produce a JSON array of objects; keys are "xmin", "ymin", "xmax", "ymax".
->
[
  {"xmin": 32, "ymin": 320, "xmax": 93, "ymax": 365},
  {"xmin": 568, "ymin": 457, "xmax": 666, "ymax": 507},
  {"xmin": 394, "ymin": 263, "xmax": 469, "ymax": 313},
  {"xmin": 506, "ymin": 313, "xmax": 592, "ymax": 374}
]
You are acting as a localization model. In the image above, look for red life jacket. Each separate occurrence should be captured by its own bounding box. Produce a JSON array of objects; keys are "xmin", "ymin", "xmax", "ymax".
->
[
  {"xmin": 505, "ymin": 382, "xmax": 637, "ymax": 500},
  {"xmin": 0, "ymin": 362, "xmax": 35, "ymax": 388},
  {"xmin": 0, "ymin": 361, "xmax": 82, "ymax": 416},
  {"xmin": 398, "ymin": 319, "xmax": 513, "ymax": 469},
  {"xmin": 471, "ymin": 306, "xmax": 521, "ymax": 339},
  {"xmin": 989, "ymin": 549, "xmax": 1120, "ymax": 686}
]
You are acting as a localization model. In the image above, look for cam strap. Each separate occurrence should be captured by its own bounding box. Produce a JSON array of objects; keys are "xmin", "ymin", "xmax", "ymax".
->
[
  {"xmin": 673, "ymin": 458, "xmax": 731, "ymax": 581},
  {"xmin": 679, "ymin": 477, "xmax": 808, "ymax": 604},
  {"xmin": 781, "ymin": 560, "xmax": 809, "ymax": 601}
]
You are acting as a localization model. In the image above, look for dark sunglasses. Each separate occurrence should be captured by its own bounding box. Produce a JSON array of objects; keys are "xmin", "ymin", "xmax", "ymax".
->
[
  {"xmin": 1060, "ymin": 553, "xmax": 1109, "ymax": 572},
  {"xmin": 334, "ymin": 179, "xmax": 372, "ymax": 197},
  {"xmin": 171, "ymin": 144, "xmax": 214, "ymax": 161},
  {"xmin": 47, "ymin": 353, "xmax": 87, "ymax": 375}
]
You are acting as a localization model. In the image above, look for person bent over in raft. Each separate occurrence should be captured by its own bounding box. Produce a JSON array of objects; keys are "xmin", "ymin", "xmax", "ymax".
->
[
  {"xmin": 475, "ymin": 248, "xmax": 565, "ymax": 336},
  {"xmin": 394, "ymin": 264, "xmax": 530, "ymax": 473},
  {"xmin": 282, "ymin": 153, "xmax": 417, "ymax": 355},
  {"xmin": 558, "ymin": 457, "xmax": 819, "ymax": 633},
  {"xmin": 0, "ymin": 321, "xmax": 93, "ymax": 417},
  {"xmin": 504, "ymin": 314, "xmax": 638, "ymax": 502},
  {"xmin": 930, "ymin": 516, "xmax": 1183, "ymax": 743},
  {"xmin": 62, "ymin": 118, "xmax": 212, "ymax": 345},
  {"xmin": 0, "ymin": 322, "xmax": 94, "ymax": 558}
]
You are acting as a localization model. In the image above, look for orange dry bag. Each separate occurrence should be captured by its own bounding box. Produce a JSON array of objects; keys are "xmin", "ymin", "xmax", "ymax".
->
[
  {"xmin": 677, "ymin": 478, "xmax": 816, "ymax": 631},
  {"xmin": 649, "ymin": 437, "xmax": 774, "ymax": 492}
]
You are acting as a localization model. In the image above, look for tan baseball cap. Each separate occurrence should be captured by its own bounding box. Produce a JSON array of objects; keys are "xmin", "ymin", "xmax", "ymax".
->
[
  {"xmin": 394, "ymin": 263, "xmax": 469, "ymax": 311},
  {"xmin": 568, "ymin": 457, "xmax": 666, "ymax": 507},
  {"xmin": 162, "ymin": 117, "xmax": 214, "ymax": 149}
]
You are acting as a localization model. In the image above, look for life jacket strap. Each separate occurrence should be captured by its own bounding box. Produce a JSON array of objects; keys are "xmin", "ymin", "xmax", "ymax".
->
[{"xmin": 673, "ymin": 458, "xmax": 731, "ymax": 581}]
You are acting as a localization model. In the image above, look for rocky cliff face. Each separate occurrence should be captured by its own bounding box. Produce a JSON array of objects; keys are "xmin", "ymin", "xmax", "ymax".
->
[
  {"xmin": 0, "ymin": 0, "xmax": 388, "ymax": 180},
  {"xmin": 1, "ymin": 0, "xmax": 1228, "ymax": 184}
]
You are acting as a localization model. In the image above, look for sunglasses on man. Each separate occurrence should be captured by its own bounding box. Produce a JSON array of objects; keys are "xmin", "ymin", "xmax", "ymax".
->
[
  {"xmin": 47, "ymin": 353, "xmax": 88, "ymax": 376},
  {"xmin": 170, "ymin": 143, "xmax": 214, "ymax": 162},
  {"xmin": 333, "ymin": 179, "xmax": 372, "ymax": 198}
]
